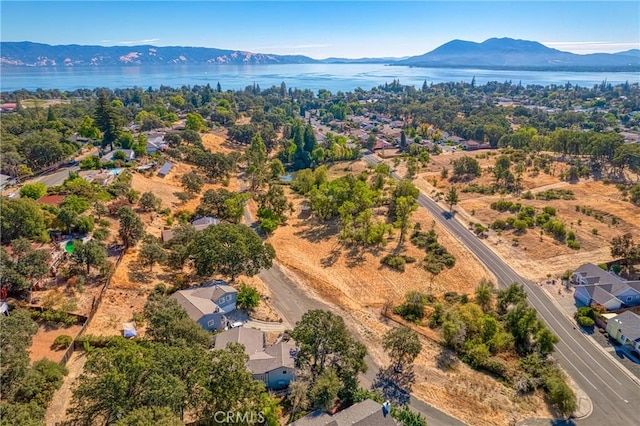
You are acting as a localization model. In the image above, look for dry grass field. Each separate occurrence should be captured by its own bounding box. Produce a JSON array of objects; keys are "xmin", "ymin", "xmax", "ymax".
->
[
  {"xmin": 263, "ymin": 160, "xmax": 556, "ymax": 425},
  {"xmin": 390, "ymin": 150, "xmax": 640, "ymax": 280}
]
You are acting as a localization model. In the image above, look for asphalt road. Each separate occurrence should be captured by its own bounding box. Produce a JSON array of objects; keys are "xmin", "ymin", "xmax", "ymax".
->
[
  {"xmin": 364, "ymin": 154, "xmax": 640, "ymax": 425},
  {"xmin": 30, "ymin": 165, "xmax": 80, "ymax": 188}
]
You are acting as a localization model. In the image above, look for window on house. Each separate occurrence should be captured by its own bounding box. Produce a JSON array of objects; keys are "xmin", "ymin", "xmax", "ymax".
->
[
  {"xmin": 207, "ymin": 319, "xmax": 215, "ymax": 327},
  {"xmin": 226, "ymin": 295, "xmax": 232, "ymax": 301},
  {"xmin": 283, "ymin": 370, "xmax": 287, "ymax": 374},
  {"xmin": 627, "ymin": 296, "xmax": 633, "ymax": 302}
]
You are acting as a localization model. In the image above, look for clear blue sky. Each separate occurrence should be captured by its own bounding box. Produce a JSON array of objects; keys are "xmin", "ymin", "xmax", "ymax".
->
[{"xmin": 1, "ymin": 1, "xmax": 639, "ymax": 58}]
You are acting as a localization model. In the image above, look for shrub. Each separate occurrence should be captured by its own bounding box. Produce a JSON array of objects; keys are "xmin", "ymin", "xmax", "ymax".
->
[
  {"xmin": 381, "ymin": 254, "xmax": 406, "ymax": 272},
  {"xmin": 522, "ymin": 190, "xmax": 534, "ymax": 200},
  {"xmin": 51, "ymin": 334, "xmax": 73, "ymax": 350},
  {"xmin": 591, "ymin": 228, "xmax": 598, "ymax": 235},
  {"xmin": 567, "ymin": 231, "xmax": 576, "ymax": 241},
  {"xmin": 567, "ymin": 240, "xmax": 581, "ymax": 250},
  {"xmin": 32, "ymin": 310, "xmax": 78, "ymax": 327},
  {"xmin": 542, "ymin": 206, "xmax": 556, "ymax": 216},
  {"xmin": 491, "ymin": 219, "xmax": 507, "ymax": 230},
  {"xmin": 394, "ymin": 291, "xmax": 428, "ymax": 322}
]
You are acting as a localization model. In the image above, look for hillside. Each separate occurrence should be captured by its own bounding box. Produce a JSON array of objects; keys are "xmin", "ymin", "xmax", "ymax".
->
[
  {"xmin": 398, "ymin": 37, "xmax": 640, "ymax": 70},
  {"xmin": 0, "ymin": 41, "xmax": 318, "ymax": 66}
]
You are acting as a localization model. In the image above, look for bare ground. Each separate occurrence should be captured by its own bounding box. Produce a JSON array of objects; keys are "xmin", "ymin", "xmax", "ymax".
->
[
  {"xmin": 29, "ymin": 323, "xmax": 83, "ymax": 364},
  {"xmin": 45, "ymin": 351, "xmax": 87, "ymax": 426}
]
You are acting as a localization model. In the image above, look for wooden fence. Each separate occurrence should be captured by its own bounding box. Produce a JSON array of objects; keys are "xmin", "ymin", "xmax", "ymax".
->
[{"xmin": 58, "ymin": 250, "xmax": 124, "ymax": 366}]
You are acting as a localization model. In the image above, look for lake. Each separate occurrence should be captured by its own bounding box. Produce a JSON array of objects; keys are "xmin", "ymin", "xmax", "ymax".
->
[{"xmin": 1, "ymin": 64, "xmax": 639, "ymax": 93}]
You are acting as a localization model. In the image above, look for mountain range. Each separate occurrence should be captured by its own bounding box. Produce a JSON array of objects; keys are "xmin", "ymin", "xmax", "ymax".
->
[{"xmin": 1, "ymin": 38, "xmax": 638, "ymax": 70}]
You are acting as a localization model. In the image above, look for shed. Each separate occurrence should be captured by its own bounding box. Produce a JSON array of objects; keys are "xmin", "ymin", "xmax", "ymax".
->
[{"xmin": 158, "ymin": 162, "xmax": 173, "ymax": 177}]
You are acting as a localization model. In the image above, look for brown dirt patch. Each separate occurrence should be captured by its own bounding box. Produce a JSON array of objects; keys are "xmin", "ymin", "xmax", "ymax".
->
[
  {"xmin": 45, "ymin": 351, "xmax": 87, "ymax": 426},
  {"xmin": 29, "ymin": 323, "xmax": 83, "ymax": 363}
]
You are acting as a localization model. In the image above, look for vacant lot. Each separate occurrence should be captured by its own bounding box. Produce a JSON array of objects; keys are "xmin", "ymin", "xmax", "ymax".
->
[
  {"xmin": 264, "ymin": 161, "xmax": 554, "ymax": 425},
  {"xmin": 391, "ymin": 150, "xmax": 640, "ymax": 280}
]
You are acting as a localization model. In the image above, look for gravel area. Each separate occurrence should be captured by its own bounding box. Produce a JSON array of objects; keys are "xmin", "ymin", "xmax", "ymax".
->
[{"xmin": 585, "ymin": 326, "xmax": 640, "ymax": 379}]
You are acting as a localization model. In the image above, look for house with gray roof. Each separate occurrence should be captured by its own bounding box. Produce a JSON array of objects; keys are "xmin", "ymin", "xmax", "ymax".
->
[
  {"xmin": 161, "ymin": 216, "xmax": 220, "ymax": 243},
  {"xmin": 573, "ymin": 263, "xmax": 640, "ymax": 310},
  {"xmin": 214, "ymin": 328, "xmax": 297, "ymax": 390},
  {"xmin": 170, "ymin": 283, "xmax": 237, "ymax": 330},
  {"xmin": 289, "ymin": 399, "xmax": 397, "ymax": 426},
  {"xmin": 605, "ymin": 311, "xmax": 640, "ymax": 352}
]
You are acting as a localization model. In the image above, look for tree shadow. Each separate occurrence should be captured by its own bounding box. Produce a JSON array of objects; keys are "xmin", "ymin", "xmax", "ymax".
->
[
  {"xmin": 435, "ymin": 347, "xmax": 459, "ymax": 371},
  {"xmin": 371, "ymin": 366, "xmax": 415, "ymax": 406},
  {"xmin": 293, "ymin": 222, "xmax": 337, "ymax": 243},
  {"xmin": 321, "ymin": 245, "xmax": 342, "ymax": 268},
  {"xmin": 127, "ymin": 261, "xmax": 153, "ymax": 284}
]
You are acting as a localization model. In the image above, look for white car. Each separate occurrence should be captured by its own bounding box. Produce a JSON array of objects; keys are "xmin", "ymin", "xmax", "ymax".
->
[{"xmin": 227, "ymin": 321, "xmax": 243, "ymax": 330}]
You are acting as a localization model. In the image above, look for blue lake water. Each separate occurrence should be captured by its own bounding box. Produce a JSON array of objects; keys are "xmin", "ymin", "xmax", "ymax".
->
[{"xmin": 1, "ymin": 64, "xmax": 638, "ymax": 93}]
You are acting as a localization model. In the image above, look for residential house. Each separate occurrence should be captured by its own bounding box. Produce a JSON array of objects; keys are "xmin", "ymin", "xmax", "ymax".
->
[
  {"xmin": 214, "ymin": 327, "xmax": 297, "ymax": 390},
  {"xmin": 170, "ymin": 283, "xmax": 238, "ymax": 330},
  {"xmin": 0, "ymin": 103, "xmax": 18, "ymax": 113},
  {"xmin": 162, "ymin": 216, "xmax": 220, "ymax": 243},
  {"xmin": 102, "ymin": 149, "xmax": 136, "ymax": 162},
  {"xmin": 146, "ymin": 134, "xmax": 167, "ymax": 154},
  {"xmin": 289, "ymin": 399, "xmax": 397, "ymax": 426},
  {"xmin": 573, "ymin": 263, "xmax": 640, "ymax": 310},
  {"xmin": 463, "ymin": 140, "xmax": 492, "ymax": 150},
  {"xmin": 605, "ymin": 311, "xmax": 640, "ymax": 352},
  {"xmin": 372, "ymin": 139, "xmax": 394, "ymax": 151}
]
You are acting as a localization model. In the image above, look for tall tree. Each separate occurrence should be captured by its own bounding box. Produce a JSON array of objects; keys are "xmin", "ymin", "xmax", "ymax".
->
[
  {"xmin": 94, "ymin": 90, "xmax": 121, "ymax": 151},
  {"xmin": 190, "ymin": 223, "xmax": 275, "ymax": 280},
  {"xmin": 138, "ymin": 237, "xmax": 167, "ymax": 271},
  {"xmin": 72, "ymin": 240, "xmax": 108, "ymax": 275},
  {"xmin": 394, "ymin": 196, "xmax": 417, "ymax": 248},
  {"xmin": 444, "ymin": 186, "xmax": 459, "ymax": 212},
  {"xmin": 118, "ymin": 206, "xmax": 145, "ymax": 249},
  {"xmin": 245, "ymin": 134, "xmax": 268, "ymax": 191},
  {"xmin": 382, "ymin": 327, "xmax": 422, "ymax": 372}
]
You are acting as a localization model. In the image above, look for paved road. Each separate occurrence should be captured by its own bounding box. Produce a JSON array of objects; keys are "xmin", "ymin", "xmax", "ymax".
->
[
  {"xmin": 30, "ymin": 165, "xmax": 80, "ymax": 188},
  {"xmin": 245, "ymin": 206, "xmax": 466, "ymax": 426},
  {"xmin": 364, "ymin": 154, "xmax": 640, "ymax": 425}
]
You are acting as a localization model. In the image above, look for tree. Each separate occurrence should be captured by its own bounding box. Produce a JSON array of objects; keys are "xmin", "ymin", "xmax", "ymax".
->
[
  {"xmin": 139, "ymin": 192, "xmax": 161, "ymax": 212},
  {"xmin": 77, "ymin": 115, "xmax": 101, "ymax": 140},
  {"xmin": 451, "ymin": 156, "xmax": 481, "ymax": 181},
  {"xmin": 144, "ymin": 294, "xmax": 211, "ymax": 348},
  {"xmin": 236, "ymin": 283, "xmax": 261, "ymax": 311},
  {"xmin": 0, "ymin": 198, "xmax": 47, "ymax": 243},
  {"xmin": 118, "ymin": 206, "xmax": 145, "ymax": 249},
  {"xmin": 0, "ymin": 309, "xmax": 39, "ymax": 392},
  {"xmin": 114, "ymin": 407, "xmax": 183, "ymax": 426},
  {"xmin": 309, "ymin": 369, "xmax": 341, "ymax": 411},
  {"xmin": 474, "ymin": 278, "xmax": 494, "ymax": 313},
  {"xmin": 181, "ymin": 172, "xmax": 204, "ymax": 196},
  {"xmin": 72, "ymin": 240, "xmax": 108, "ymax": 275},
  {"xmin": 394, "ymin": 196, "xmax": 417, "ymax": 247},
  {"xmin": 292, "ymin": 310, "xmax": 367, "ymax": 405},
  {"xmin": 203, "ymin": 343, "xmax": 266, "ymax": 421},
  {"xmin": 190, "ymin": 223, "xmax": 275, "ymax": 280},
  {"xmin": 444, "ymin": 186, "xmax": 459, "ymax": 212},
  {"xmin": 269, "ymin": 159, "xmax": 285, "ymax": 180},
  {"xmin": 139, "ymin": 237, "xmax": 167, "ymax": 271},
  {"xmin": 94, "ymin": 90, "xmax": 121, "ymax": 151},
  {"xmin": 546, "ymin": 375, "xmax": 577, "ymax": 418},
  {"xmin": 610, "ymin": 233, "xmax": 640, "ymax": 272},
  {"xmin": 496, "ymin": 283, "xmax": 527, "ymax": 315},
  {"xmin": 19, "ymin": 182, "xmax": 47, "ymax": 200},
  {"xmin": 246, "ymin": 134, "xmax": 268, "ymax": 191},
  {"xmin": 382, "ymin": 327, "xmax": 422, "ymax": 372},
  {"xmin": 185, "ymin": 112, "xmax": 207, "ymax": 132}
]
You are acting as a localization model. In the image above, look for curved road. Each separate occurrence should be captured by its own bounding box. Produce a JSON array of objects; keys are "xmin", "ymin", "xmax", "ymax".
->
[{"xmin": 364, "ymin": 154, "xmax": 640, "ymax": 425}]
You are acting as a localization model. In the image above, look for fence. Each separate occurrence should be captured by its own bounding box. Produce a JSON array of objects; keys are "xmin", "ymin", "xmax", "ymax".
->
[{"xmin": 58, "ymin": 250, "xmax": 125, "ymax": 366}]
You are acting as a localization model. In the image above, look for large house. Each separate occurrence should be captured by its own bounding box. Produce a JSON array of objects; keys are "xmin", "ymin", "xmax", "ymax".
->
[
  {"xmin": 605, "ymin": 311, "xmax": 640, "ymax": 352},
  {"xmin": 214, "ymin": 327, "xmax": 297, "ymax": 390},
  {"xmin": 170, "ymin": 282, "xmax": 237, "ymax": 330},
  {"xmin": 289, "ymin": 399, "xmax": 397, "ymax": 426},
  {"xmin": 573, "ymin": 263, "xmax": 640, "ymax": 310}
]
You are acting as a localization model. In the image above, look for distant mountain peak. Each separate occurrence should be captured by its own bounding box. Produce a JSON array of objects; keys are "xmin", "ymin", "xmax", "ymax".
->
[{"xmin": 398, "ymin": 37, "xmax": 639, "ymax": 70}]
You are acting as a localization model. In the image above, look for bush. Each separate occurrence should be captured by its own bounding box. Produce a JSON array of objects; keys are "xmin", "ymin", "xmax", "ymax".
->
[
  {"xmin": 567, "ymin": 240, "xmax": 581, "ymax": 250},
  {"xmin": 381, "ymin": 254, "xmax": 406, "ymax": 272},
  {"xmin": 75, "ymin": 334, "xmax": 123, "ymax": 349},
  {"xmin": 577, "ymin": 316, "xmax": 595, "ymax": 327},
  {"xmin": 591, "ymin": 228, "xmax": 598, "ymax": 235},
  {"xmin": 237, "ymin": 283, "xmax": 261, "ymax": 311},
  {"xmin": 32, "ymin": 310, "xmax": 78, "ymax": 327},
  {"xmin": 51, "ymin": 334, "xmax": 73, "ymax": 350},
  {"xmin": 491, "ymin": 219, "xmax": 507, "ymax": 230},
  {"xmin": 20, "ymin": 182, "xmax": 47, "ymax": 200}
]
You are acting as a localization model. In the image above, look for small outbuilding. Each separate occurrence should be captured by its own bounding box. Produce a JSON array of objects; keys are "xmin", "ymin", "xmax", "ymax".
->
[{"xmin": 158, "ymin": 162, "xmax": 173, "ymax": 177}]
